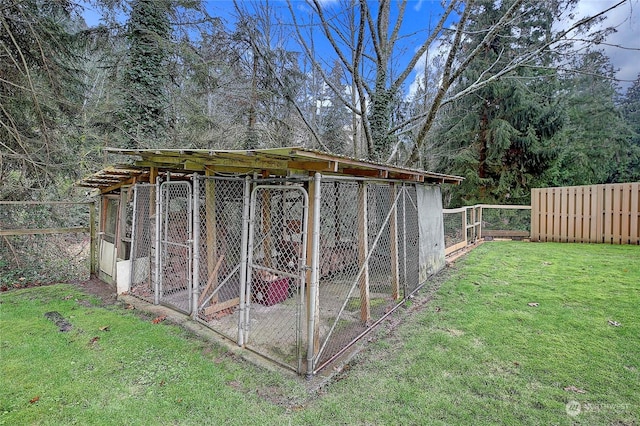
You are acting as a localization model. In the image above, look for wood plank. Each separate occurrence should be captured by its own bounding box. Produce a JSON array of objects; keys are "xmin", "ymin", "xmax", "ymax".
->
[
  {"xmin": 593, "ymin": 185, "xmax": 602, "ymax": 243},
  {"xmin": 342, "ymin": 168, "xmax": 387, "ymax": 178},
  {"xmin": 481, "ymin": 230, "xmax": 530, "ymax": 238},
  {"xmin": 203, "ymin": 297, "xmax": 240, "ymax": 316},
  {"xmin": 560, "ymin": 187, "xmax": 568, "ymax": 242},
  {"xmin": 612, "ymin": 184, "xmax": 623, "ymax": 244},
  {"xmin": 205, "ymin": 171, "xmax": 219, "ymax": 304},
  {"xmin": 631, "ymin": 183, "xmax": 639, "ymax": 244},
  {"xmin": 198, "ymin": 255, "xmax": 225, "ymax": 307},
  {"xmin": 621, "ymin": 183, "xmax": 631, "ymax": 244},
  {"xmin": 462, "ymin": 206, "xmax": 468, "ymax": 246},
  {"xmin": 287, "ymin": 160, "xmax": 338, "ymax": 173},
  {"xmin": 531, "ymin": 189, "xmax": 538, "ymax": 241},
  {"xmin": 567, "ymin": 186, "xmax": 576, "ymax": 243},
  {"xmin": 575, "ymin": 186, "xmax": 584, "ymax": 242},
  {"xmin": 553, "ymin": 188, "xmax": 561, "ymax": 242},
  {"xmin": 0, "ymin": 227, "xmax": 89, "ymax": 236},
  {"xmin": 477, "ymin": 204, "xmax": 531, "ymax": 209},
  {"xmin": 603, "ymin": 185, "xmax": 613, "ymax": 244},
  {"xmin": 445, "ymin": 240, "xmax": 468, "ymax": 255}
]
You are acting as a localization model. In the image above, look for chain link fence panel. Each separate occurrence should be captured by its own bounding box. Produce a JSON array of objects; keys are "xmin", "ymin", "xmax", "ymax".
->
[
  {"xmin": 194, "ymin": 177, "xmax": 246, "ymax": 342},
  {"xmin": 157, "ymin": 181, "xmax": 192, "ymax": 314},
  {"xmin": 129, "ymin": 184, "xmax": 156, "ymax": 302},
  {"xmin": 314, "ymin": 180, "xmax": 421, "ymax": 369},
  {"xmin": 0, "ymin": 202, "xmax": 92, "ymax": 287}
]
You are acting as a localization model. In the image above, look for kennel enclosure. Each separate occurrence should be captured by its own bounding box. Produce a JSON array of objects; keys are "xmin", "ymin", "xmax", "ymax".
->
[{"xmin": 79, "ymin": 147, "xmax": 462, "ymax": 375}]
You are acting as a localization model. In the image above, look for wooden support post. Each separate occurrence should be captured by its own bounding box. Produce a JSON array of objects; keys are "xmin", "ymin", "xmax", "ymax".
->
[
  {"xmin": 261, "ymin": 189, "xmax": 272, "ymax": 268},
  {"xmin": 198, "ymin": 255, "xmax": 225, "ymax": 307},
  {"xmin": 389, "ymin": 184, "xmax": 399, "ymax": 300},
  {"xmin": 89, "ymin": 202, "xmax": 96, "ymax": 275},
  {"xmin": 205, "ymin": 168, "xmax": 219, "ymax": 304},
  {"xmin": 358, "ymin": 182, "xmax": 370, "ymax": 323},
  {"xmin": 149, "ymin": 167, "xmax": 158, "ymax": 216}
]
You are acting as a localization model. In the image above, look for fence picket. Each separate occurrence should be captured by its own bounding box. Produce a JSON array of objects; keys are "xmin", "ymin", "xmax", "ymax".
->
[{"xmin": 530, "ymin": 183, "xmax": 639, "ymax": 245}]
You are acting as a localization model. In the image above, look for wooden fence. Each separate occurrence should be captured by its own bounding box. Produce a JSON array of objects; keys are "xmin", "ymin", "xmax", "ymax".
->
[
  {"xmin": 443, "ymin": 204, "xmax": 531, "ymax": 255},
  {"xmin": 531, "ymin": 183, "xmax": 640, "ymax": 244}
]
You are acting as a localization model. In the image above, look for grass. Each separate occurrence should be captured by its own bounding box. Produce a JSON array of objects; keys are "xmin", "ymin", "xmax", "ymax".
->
[{"xmin": 1, "ymin": 242, "xmax": 639, "ymax": 425}]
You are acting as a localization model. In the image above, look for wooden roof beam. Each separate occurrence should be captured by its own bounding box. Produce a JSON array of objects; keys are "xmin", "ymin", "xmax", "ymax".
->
[{"xmin": 287, "ymin": 160, "xmax": 338, "ymax": 173}]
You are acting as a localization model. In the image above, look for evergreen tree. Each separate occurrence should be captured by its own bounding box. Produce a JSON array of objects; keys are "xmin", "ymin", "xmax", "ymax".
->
[
  {"xmin": 122, "ymin": 0, "xmax": 171, "ymax": 149},
  {"xmin": 548, "ymin": 52, "xmax": 638, "ymax": 185},
  {"xmin": 434, "ymin": 0, "xmax": 564, "ymax": 206},
  {"xmin": 621, "ymin": 74, "xmax": 640, "ymax": 143}
]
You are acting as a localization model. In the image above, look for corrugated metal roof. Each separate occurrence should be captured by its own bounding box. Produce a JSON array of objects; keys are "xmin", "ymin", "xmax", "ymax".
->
[{"xmin": 78, "ymin": 147, "xmax": 463, "ymax": 192}]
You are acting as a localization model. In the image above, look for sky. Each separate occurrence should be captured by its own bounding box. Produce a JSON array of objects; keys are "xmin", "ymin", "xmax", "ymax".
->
[
  {"xmin": 80, "ymin": 0, "xmax": 639, "ymax": 91},
  {"xmin": 574, "ymin": 0, "xmax": 640, "ymax": 88}
]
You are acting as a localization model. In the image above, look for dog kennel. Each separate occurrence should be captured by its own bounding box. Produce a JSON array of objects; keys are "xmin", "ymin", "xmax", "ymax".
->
[{"xmin": 79, "ymin": 147, "xmax": 462, "ymax": 375}]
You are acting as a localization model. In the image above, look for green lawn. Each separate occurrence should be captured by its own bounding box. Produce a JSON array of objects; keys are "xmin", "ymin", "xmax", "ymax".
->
[{"xmin": 1, "ymin": 242, "xmax": 638, "ymax": 425}]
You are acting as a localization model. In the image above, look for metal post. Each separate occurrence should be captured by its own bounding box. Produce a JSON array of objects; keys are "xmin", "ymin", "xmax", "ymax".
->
[
  {"xmin": 154, "ymin": 182, "xmax": 161, "ymax": 305},
  {"xmin": 402, "ymin": 184, "xmax": 408, "ymax": 296},
  {"xmin": 192, "ymin": 176, "xmax": 201, "ymax": 318},
  {"xmin": 306, "ymin": 172, "xmax": 322, "ymax": 378},
  {"xmin": 238, "ymin": 176, "xmax": 251, "ymax": 346},
  {"xmin": 244, "ymin": 182, "xmax": 259, "ymax": 344},
  {"xmin": 187, "ymin": 182, "xmax": 193, "ymax": 315},
  {"xmin": 297, "ymin": 189, "xmax": 310, "ymax": 374}
]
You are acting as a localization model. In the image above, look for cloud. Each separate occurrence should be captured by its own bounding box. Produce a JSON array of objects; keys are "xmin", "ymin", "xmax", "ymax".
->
[{"xmin": 573, "ymin": 0, "xmax": 640, "ymax": 87}]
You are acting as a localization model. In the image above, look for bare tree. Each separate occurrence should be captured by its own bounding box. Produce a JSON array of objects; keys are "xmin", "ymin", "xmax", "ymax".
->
[{"xmin": 288, "ymin": 0, "xmax": 632, "ymax": 166}]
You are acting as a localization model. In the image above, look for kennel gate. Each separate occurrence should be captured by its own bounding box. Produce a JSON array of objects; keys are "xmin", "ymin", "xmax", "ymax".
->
[
  {"xmin": 157, "ymin": 181, "xmax": 193, "ymax": 314},
  {"xmin": 243, "ymin": 185, "xmax": 309, "ymax": 372}
]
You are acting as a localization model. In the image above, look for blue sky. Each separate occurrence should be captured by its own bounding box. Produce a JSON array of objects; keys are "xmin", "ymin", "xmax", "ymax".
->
[{"xmin": 80, "ymin": 0, "xmax": 639, "ymax": 91}]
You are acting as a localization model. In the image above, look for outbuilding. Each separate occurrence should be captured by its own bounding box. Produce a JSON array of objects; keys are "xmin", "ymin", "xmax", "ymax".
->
[{"xmin": 79, "ymin": 147, "xmax": 462, "ymax": 376}]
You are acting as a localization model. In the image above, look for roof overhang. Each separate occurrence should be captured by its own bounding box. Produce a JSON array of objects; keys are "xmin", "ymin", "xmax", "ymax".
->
[{"xmin": 78, "ymin": 147, "xmax": 463, "ymax": 193}]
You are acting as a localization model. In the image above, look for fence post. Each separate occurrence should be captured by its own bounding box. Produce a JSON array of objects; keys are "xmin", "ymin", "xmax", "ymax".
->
[
  {"xmin": 192, "ymin": 176, "xmax": 200, "ymax": 319},
  {"xmin": 306, "ymin": 173, "xmax": 322, "ymax": 378},
  {"xmin": 89, "ymin": 201, "xmax": 97, "ymax": 275}
]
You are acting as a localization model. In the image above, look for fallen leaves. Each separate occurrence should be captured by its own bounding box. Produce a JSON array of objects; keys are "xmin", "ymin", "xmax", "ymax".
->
[
  {"xmin": 88, "ymin": 336, "xmax": 100, "ymax": 347},
  {"xmin": 99, "ymin": 325, "xmax": 110, "ymax": 332},
  {"xmin": 527, "ymin": 302, "xmax": 539, "ymax": 307},
  {"xmin": 152, "ymin": 315, "xmax": 166, "ymax": 324},
  {"xmin": 608, "ymin": 320, "xmax": 621, "ymax": 327},
  {"xmin": 29, "ymin": 396, "xmax": 40, "ymax": 404}
]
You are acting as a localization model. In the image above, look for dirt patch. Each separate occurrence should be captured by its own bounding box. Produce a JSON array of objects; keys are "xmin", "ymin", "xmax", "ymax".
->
[
  {"xmin": 44, "ymin": 311, "xmax": 73, "ymax": 332},
  {"xmin": 72, "ymin": 276, "xmax": 117, "ymax": 305}
]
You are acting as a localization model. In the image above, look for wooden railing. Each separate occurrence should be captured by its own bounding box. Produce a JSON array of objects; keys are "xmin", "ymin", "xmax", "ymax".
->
[{"xmin": 443, "ymin": 204, "xmax": 531, "ymax": 255}]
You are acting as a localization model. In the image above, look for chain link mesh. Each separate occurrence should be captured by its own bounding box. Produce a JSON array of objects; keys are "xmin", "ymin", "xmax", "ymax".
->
[
  {"xmin": 244, "ymin": 185, "xmax": 306, "ymax": 370},
  {"xmin": 0, "ymin": 202, "xmax": 92, "ymax": 285},
  {"xmin": 481, "ymin": 207, "xmax": 531, "ymax": 234},
  {"xmin": 443, "ymin": 209, "xmax": 465, "ymax": 250},
  {"xmin": 314, "ymin": 180, "xmax": 421, "ymax": 368},
  {"xmin": 157, "ymin": 181, "xmax": 192, "ymax": 314},
  {"xmin": 194, "ymin": 177, "xmax": 245, "ymax": 342},
  {"xmin": 124, "ymin": 177, "xmax": 434, "ymax": 374},
  {"xmin": 129, "ymin": 184, "xmax": 155, "ymax": 302}
]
